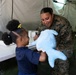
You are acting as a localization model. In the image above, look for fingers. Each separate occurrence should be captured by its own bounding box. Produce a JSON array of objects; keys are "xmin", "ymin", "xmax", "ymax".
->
[{"xmin": 33, "ymin": 35, "xmax": 39, "ymax": 40}]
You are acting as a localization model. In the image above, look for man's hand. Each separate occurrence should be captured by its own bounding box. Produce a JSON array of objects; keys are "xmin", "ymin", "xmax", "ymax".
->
[{"xmin": 33, "ymin": 34, "xmax": 39, "ymax": 41}]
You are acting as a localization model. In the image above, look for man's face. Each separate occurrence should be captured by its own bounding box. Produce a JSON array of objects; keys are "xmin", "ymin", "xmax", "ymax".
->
[{"xmin": 40, "ymin": 12, "xmax": 53, "ymax": 28}]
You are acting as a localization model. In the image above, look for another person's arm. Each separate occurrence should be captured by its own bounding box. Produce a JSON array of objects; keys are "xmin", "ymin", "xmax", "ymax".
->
[
  {"xmin": 33, "ymin": 31, "xmax": 40, "ymax": 41},
  {"xmin": 34, "ymin": 25, "xmax": 47, "ymax": 41},
  {"xmin": 33, "ymin": 34, "xmax": 39, "ymax": 41},
  {"xmin": 56, "ymin": 23, "xmax": 73, "ymax": 58}
]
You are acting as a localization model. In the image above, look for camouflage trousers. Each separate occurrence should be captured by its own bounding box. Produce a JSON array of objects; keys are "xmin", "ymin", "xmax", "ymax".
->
[
  {"xmin": 37, "ymin": 57, "xmax": 69, "ymax": 75},
  {"xmin": 37, "ymin": 60, "xmax": 53, "ymax": 75},
  {"xmin": 52, "ymin": 59, "xmax": 69, "ymax": 75}
]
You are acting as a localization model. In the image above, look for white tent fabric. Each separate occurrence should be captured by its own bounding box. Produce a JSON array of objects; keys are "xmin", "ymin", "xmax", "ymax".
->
[
  {"xmin": 48, "ymin": 0, "xmax": 76, "ymax": 31},
  {"xmin": 0, "ymin": 0, "xmax": 48, "ymax": 32},
  {"xmin": 0, "ymin": 0, "xmax": 76, "ymax": 32},
  {"xmin": 0, "ymin": 0, "xmax": 7, "ymax": 32}
]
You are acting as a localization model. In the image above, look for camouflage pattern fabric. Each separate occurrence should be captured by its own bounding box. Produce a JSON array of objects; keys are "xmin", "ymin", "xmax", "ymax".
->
[{"xmin": 37, "ymin": 14, "xmax": 73, "ymax": 75}]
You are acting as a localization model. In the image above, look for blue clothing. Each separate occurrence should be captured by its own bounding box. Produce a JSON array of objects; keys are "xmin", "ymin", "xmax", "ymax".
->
[
  {"xmin": 18, "ymin": 71, "xmax": 36, "ymax": 75},
  {"xmin": 16, "ymin": 47, "xmax": 40, "ymax": 75}
]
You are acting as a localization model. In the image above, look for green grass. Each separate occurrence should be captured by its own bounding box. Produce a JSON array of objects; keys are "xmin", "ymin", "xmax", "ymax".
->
[
  {"xmin": 0, "ymin": 33, "xmax": 76, "ymax": 75},
  {"xmin": 0, "ymin": 58, "xmax": 18, "ymax": 75}
]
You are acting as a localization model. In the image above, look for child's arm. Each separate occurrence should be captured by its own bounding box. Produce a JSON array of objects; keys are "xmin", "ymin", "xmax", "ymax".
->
[{"xmin": 39, "ymin": 51, "xmax": 46, "ymax": 62}]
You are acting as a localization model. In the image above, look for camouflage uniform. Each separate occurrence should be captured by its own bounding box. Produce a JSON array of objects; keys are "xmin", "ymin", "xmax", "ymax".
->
[{"xmin": 37, "ymin": 14, "xmax": 73, "ymax": 75}]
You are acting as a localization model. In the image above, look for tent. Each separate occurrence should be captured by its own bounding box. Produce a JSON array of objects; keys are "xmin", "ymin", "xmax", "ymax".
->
[{"xmin": 0, "ymin": 0, "xmax": 76, "ymax": 32}]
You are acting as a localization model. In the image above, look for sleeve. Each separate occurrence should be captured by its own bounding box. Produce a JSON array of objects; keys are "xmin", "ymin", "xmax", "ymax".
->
[
  {"xmin": 25, "ymin": 49, "xmax": 40, "ymax": 65},
  {"xmin": 36, "ymin": 25, "xmax": 47, "ymax": 34},
  {"xmin": 56, "ymin": 22, "xmax": 74, "ymax": 58}
]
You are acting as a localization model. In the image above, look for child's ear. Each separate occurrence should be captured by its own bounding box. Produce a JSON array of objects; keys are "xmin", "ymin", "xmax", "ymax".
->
[
  {"xmin": 17, "ymin": 36, "xmax": 22, "ymax": 42},
  {"xmin": 20, "ymin": 37, "xmax": 22, "ymax": 41},
  {"xmin": 20, "ymin": 36, "xmax": 23, "ymax": 41}
]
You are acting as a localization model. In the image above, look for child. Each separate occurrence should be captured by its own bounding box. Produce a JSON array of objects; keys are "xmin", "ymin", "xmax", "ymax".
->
[{"xmin": 2, "ymin": 19, "xmax": 46, "ymax": 75}]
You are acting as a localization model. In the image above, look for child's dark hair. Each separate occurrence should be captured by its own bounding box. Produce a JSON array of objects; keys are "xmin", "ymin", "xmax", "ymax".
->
[
  {"xmin": 2, "ymin": 32, "xmax": 12, "ymax": 45},
  {"xmin": 40, "ymin": 7, "xmax": 53, "ymax": 15},
  {"xmin": 2, "ymin": 19, "xmax": 25, "ymax": 45},
  {"xmin": 6, "ymin": 19, "xmax": 20, "ymax": 31}
]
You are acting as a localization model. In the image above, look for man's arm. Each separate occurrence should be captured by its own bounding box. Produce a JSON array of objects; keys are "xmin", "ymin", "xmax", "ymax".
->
[{"xmin": 57, "ymin": 24, "xmax": 73, "ymax": 58}]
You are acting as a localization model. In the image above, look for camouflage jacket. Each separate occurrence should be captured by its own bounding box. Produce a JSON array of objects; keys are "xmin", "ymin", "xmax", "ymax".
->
[{"xmin": 37, "ymin": 14, "xmax": 74, "ymax": 58}]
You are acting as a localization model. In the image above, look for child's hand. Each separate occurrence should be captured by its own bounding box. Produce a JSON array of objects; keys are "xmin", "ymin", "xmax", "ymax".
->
[{"xmin": 39, "ymin": 52, "xmax": 46, "ymax": 62}]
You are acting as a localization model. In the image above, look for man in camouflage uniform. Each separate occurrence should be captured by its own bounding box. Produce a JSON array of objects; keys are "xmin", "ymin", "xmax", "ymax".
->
[{"xmin": 35, "ymin": 7, "xmax": 73, "ymax": 75}]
